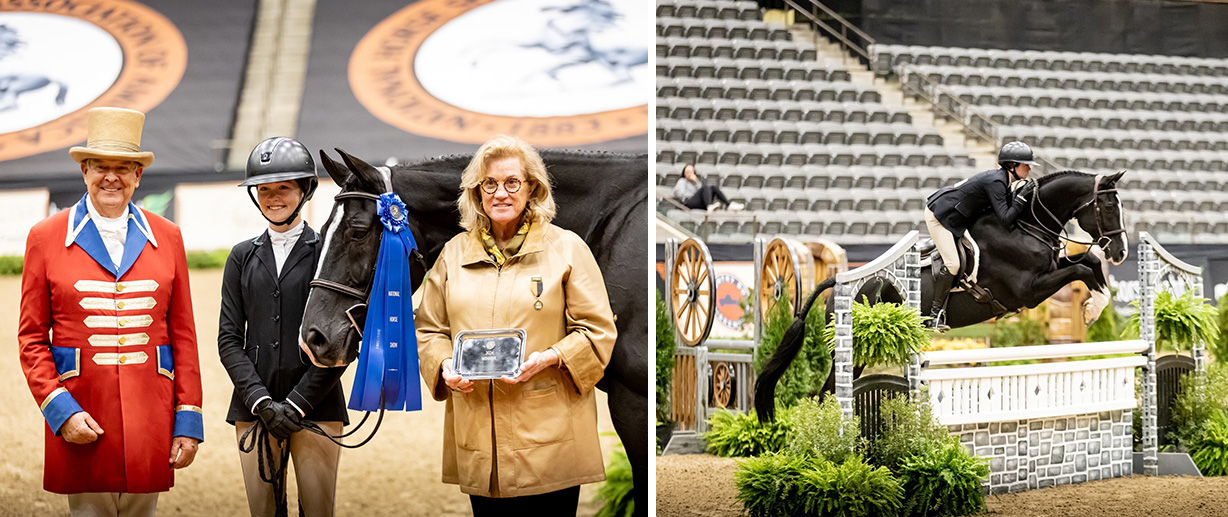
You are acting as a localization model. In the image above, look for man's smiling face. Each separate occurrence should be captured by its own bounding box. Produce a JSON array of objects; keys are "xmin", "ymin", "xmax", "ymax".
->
[{"xmin": 81, "ymin": 158, "xmax": 143, "ymax": 218}]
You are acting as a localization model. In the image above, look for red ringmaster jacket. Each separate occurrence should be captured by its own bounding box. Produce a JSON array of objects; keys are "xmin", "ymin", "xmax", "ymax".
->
[{"xmin": 18, "ymin": 195, "xmax": 204, "ymax": 494}]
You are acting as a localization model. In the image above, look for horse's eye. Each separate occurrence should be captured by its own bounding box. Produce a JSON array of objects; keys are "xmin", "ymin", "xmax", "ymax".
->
[{"xmin": 349, "ymin": 228, "xmax": 369, "ymax": 240}]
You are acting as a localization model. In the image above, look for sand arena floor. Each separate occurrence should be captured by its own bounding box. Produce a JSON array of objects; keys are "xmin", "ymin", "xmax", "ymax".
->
[{"xmin": 0, "ymin": 270, "xmax": 620, "ymax": 516}]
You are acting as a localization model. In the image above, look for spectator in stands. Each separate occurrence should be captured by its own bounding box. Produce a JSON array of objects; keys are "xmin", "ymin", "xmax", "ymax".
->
[
  {"xmin": 19, "ymin": 107, "xmax": 204, "ymax": 516},
  {"xmin": 673, "ymin": 164, "xmax": 744, "ymax": 211},
  {"xmin": 218, "ymin": 137, "xmax": 348, "ymax": 517},
  {"xmin": 924, "ymin": 141, "xmax": 1037, "ymax": 330}
]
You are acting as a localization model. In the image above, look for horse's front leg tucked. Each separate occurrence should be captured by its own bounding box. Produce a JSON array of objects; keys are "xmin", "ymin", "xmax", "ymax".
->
[
  {"xmin": 1018, "ymin": 262, "xmax": 1101, "ymax": 311},
  {"xmin": 1058, "ymin": 248, "xmax": 1113, "ymax": 325}
]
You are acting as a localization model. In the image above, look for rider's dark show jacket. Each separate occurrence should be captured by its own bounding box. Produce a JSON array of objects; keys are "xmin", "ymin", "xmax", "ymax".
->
[
  {"xmin": 927, "ymin": 168, "xmax": 1027, "ymax": 237},
  {"xmin": 218, "ymin": 224, "xmax": 349, "ymax": 424}
]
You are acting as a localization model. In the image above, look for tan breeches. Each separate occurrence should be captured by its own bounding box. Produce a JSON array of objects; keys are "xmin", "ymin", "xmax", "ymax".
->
[
  {"xmin": 925, "ymin": 208, "xmax": 960, "ymax": 275},
  {"xmin": 235, "ymin": 420, "xmax": 343, "ymax": 517},
  {"xmin": 68, "ymin": 492, "xmax": 159, "ymax": 517}
]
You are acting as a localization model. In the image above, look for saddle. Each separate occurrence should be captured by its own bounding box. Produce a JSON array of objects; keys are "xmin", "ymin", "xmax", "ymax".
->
[{"xmin": 918, "ymin": 234, "xmax": 1009, "ymax": 316}]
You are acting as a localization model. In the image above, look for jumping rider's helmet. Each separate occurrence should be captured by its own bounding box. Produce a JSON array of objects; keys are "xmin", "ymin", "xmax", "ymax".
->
[
  {"xmin": 998, "ymin": 141, "xmax": 1040, "ymax": 177},
  {"xmin": 241, "ymin": 137, "xmax": 320, "ymax": 226}
]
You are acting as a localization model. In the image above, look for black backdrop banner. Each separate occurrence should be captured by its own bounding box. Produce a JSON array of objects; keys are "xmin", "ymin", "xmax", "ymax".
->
[
  {"xmin": 860, "ymin": 0, "xmax": 1228, "ymax": 58},
  {"xmin": 0, "ymin": 0, "xmax": 257, "ymax": 189}
]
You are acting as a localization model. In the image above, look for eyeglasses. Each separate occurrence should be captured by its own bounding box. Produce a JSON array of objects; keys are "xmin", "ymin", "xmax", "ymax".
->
[{"xmin": 480, "ymin": 177, "xmax": 523, "ymax": 194}]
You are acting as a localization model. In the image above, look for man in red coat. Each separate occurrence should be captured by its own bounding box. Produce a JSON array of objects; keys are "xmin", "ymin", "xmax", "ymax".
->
[{"xmin": 19, "ymin": 107, "xmax": 204, "ymax": 516}]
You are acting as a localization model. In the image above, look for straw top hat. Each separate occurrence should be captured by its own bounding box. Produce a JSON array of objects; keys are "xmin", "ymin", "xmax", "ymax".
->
[{"xmin": 69, "ymin": 107, "xmax": 155, "ymax": 167}]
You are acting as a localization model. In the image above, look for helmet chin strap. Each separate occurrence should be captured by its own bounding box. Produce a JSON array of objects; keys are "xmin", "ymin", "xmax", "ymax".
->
[{"xmin": 1005, "ymin": 163, "xmax": 1021, "ymax": 182}]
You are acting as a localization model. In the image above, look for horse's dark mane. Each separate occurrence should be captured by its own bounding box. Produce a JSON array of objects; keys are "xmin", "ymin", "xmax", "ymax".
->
[{"xmin": 1036, "ymin": 170, "xmax": 1095, "ymax": 186}]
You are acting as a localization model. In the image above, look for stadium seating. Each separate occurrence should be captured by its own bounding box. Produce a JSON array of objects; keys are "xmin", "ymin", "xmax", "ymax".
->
[
  {"xmin": 657, "ymin": 3, "xmax": 980, "ymax": 244},
  {"xmin": 872, "ymin": 43, "xmax": 1228, "ymax": 242}
]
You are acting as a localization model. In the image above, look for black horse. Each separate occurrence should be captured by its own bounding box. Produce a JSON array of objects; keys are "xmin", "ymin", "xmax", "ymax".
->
[
  {"xmin": 299, "ymin": 149, "xmax": 648, "ymax": 516},
  {"xmin": 756, "ymin": 170, "xmax": 1129, "ymax": 421}
]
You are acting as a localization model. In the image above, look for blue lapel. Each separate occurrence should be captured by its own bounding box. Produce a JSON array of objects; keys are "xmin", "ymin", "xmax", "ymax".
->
[
  {"xmin": 66, "ymin": 195, "xmax": 157, "ymax": 279},
  {"xmin": 115, "ymin": 206, "xmax": 150, "ymax": 279},
  {"xmin": 68, "ymin": 196, "xmax": 117, "ymax": 276}
]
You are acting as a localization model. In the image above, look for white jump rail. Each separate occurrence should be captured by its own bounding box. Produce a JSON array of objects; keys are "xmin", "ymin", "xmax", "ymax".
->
[
  {"xmin": 918, "ymin": 340, "xmax": 1147, "ymax": 425},
  {"xmin": 921, "ymin": 340, "xmax": 1148, "ymax": 365}
]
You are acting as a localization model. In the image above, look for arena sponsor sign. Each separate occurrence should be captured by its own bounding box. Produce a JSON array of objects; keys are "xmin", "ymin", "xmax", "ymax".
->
[
  {"xmin": 0, "ymin": 0, "xmax": 187, "ymax": 162},
  {"xmin": 348, "ymin": 0, "xmax": 649, "ymax": 146}
]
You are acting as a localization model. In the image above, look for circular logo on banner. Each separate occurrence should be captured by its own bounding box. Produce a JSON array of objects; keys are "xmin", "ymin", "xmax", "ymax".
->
[
  {"xmin": 348, "ymin": 0, "xmax": 650, "ymax": 146},
  {"xmin": 0, "ymin": 2, "xmax": 187, "ymax": 162},
  {"xmin": 714, "ymin": 273, "xmax": 748, "ymax": 331}
]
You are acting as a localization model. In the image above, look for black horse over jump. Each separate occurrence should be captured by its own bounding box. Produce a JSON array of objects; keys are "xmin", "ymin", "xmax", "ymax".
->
[
  {"xmin": 755, "ymin": 170, "xmax": 1129, "ymax": 422},
  {"xmin": 299, "ymin": 149, "xmax": 648, "ymax": 516}
]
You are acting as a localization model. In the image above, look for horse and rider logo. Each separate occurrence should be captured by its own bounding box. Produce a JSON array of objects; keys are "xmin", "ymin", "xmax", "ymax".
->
[
  {"xmin": 0, "ymin": 1, "xmax": 186, "ymax": 162},
  {"xmin": 348, "ymin": 0, "xmax": 649, "ymax": 146}
]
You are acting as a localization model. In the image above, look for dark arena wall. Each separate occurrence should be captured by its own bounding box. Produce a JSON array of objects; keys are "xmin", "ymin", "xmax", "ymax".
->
[{"xmin": 831, "ymin": 0, "xmax": 1228, "ymax": 58}]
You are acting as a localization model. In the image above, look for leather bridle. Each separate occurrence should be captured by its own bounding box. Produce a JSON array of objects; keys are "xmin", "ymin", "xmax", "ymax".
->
[
  {"xmin": 308, "ymin": 190, "xmax": 381, "ymax": 338},
  {"xmin": 1023, "ymin": 175, "xmax": 1125, "ymax": 254}
]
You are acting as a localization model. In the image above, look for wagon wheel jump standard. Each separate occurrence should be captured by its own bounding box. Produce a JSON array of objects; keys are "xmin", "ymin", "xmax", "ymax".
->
[
  {"xmin": 671, "ymin": 238, "xmax": 716, "ymax": 347},
  {"xmin": 759, "ymin": 237, "xmax": 815, "ymax": 320}
]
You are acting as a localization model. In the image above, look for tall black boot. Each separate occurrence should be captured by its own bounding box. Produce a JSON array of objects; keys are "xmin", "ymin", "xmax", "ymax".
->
[{"xmin": 928, "ymin": 268, "xmax": 956, "ymax": 331}]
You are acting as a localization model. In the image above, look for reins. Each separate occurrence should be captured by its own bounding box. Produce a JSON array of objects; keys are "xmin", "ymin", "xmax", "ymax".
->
[{"xmin": 1020, "ymin": 175, "xmax": 1123, "ymax": 255}]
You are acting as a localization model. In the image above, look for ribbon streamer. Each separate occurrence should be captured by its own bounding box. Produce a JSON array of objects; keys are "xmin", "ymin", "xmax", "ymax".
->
[{"xmin": 348, "ymin": 193, "xmax": 422, "ymax": 412}]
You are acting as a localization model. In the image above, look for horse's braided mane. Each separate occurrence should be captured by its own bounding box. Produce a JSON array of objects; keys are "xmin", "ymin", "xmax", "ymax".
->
[{"xmin": 1036, "ymin": 169, "xmax": 1095, "ymax": 186}]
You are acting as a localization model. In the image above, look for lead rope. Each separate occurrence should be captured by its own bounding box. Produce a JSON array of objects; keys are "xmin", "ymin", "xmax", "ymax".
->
[{"xmin": 238, "ymin": 421, "xmax": 301, "ymax": 517}]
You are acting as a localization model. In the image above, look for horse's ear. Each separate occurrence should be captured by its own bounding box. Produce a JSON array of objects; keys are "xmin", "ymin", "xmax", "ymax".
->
[
  {"xmin": 318, "ymin": 150, "xmax": 350, "ymax": 187},
  {"xmin": 1102, "ymin": 170, "xmax": 1126, "ymax": 187},
  {"xmin": 335, "ymin": 148, "xmax": 384, "ymax": 193}
]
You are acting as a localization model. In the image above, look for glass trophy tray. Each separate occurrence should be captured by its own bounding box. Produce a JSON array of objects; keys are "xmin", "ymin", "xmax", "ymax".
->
[{"xmin": 452, "ymin": 328, "xmax": 526, "ymax": 380}]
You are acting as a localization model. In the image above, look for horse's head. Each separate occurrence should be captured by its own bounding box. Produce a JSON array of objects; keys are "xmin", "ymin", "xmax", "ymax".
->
[
  {"xmin": 1074, "ymin": 171, "xmax": 1128, "ymax": 265},
  {"xmin": 1035, "ymin": 170, "xmax": 1128, "ymax": 265},
  {"xmin": 299, "ymin": 149, "xmax": 393, "ymax": 367}
]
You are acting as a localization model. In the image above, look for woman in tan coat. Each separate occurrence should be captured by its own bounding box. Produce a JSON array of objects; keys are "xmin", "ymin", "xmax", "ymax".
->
[{"xmin": 416, "ymin": 135, "xmax": 618, "ymax": 515}]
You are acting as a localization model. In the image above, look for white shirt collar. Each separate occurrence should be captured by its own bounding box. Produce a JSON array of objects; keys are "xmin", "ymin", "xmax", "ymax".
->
[{"xmin": 268, "ymin": 220, "xmax": 305, "ymax": 246}]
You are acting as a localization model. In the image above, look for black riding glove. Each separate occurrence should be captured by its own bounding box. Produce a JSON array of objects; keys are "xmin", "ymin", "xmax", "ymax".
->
[
  {"xmin": 256, "ymin": 399, "xmax": 302, "ymax": 441},
  {"xmin": 1015, "ymin": 179, "xmax": 1036, "ymax": 202}
]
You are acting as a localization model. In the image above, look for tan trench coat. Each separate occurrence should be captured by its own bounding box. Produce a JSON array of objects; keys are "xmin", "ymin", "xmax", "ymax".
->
[{"xmin": 416, "ymin": 223, "xmax": 617, "ymax": 497}]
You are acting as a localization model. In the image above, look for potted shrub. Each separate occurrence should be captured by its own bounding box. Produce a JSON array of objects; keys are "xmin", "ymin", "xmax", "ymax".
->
[
  {"xmin": 822, "ymin": 297, "xmax": 930, "ymax": 370},
  {"xmin": 1124, "ymin": 290, "xmax": 1219, "ymax": 352}
]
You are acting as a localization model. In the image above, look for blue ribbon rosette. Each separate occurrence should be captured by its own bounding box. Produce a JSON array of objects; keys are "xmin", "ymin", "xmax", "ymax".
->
[{"xmin": 348, "ymin": 192, "xmax": 422, "ymax": 412}]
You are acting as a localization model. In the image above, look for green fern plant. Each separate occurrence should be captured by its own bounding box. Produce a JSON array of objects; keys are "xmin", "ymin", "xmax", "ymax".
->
[
  {"xmin": 734, "ymin": 452, "xmax": 810, "ymax": 517},
  {"xmin": 1190, "ymin": 410, "xmax": 1228, "ymax": 477},
  {"xmin": 705, "ymin": 409, "xmax": 792, "ymax": 457},
  {"xmin": 594, "ymin": 441, "xmax": 635, "ymax": 517},
  {"xmin": 1124, "ymin": 291, "xmax": 1220, "ymax": 352},
  {"xmin": 796, "ymin": 457, "xmax": 904, "ymax": 517},
  {"xmin": 823, "ymin": 297, "xmax": 929, "ymax": 369},
  {"xmin": 788, "ymin": 396, "xmax": 863, "ymax": 464},
  {"xmin": 897, "ymin": 437, "xmax": 990, "ymax": 517}
]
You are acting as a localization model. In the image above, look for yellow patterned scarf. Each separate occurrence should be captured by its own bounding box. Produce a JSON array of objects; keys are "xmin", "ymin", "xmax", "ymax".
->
[{"xmin": 480, "ymin": 222, "xmax": 531, "ymax": 266}]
